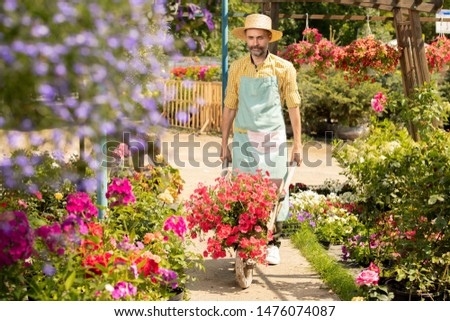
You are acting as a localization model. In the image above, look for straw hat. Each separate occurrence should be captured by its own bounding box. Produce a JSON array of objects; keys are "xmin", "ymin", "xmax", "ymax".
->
[{"xmin": 231, "ymin": 14, "xmax": 282, "ymax": 43}]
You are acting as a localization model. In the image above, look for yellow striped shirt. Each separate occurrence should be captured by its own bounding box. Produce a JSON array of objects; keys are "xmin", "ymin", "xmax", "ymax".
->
[{"xmin": 224, "ymin": 52, "xmax": 301, "ymax": 110}]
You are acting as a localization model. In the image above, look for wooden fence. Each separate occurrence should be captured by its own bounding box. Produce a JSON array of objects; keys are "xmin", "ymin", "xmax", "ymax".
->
[{"xmin": 162, "ymin": 80, "xmax": 222, "ymax": 133}]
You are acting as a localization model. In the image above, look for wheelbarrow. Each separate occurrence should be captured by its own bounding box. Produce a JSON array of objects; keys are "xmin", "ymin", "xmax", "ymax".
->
[{"xmin": 221, "ymin": 161, "xmax": 298, "ymax": 289}]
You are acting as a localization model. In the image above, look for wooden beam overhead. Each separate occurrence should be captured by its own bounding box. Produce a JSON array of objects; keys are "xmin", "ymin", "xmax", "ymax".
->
[
  {"xmin": 277, "ymin": 13, "xmax": 450, "ymax": 22},
  {"xmin": 242, "ymin": 0, "xmax": 444, "ymax": 13}
]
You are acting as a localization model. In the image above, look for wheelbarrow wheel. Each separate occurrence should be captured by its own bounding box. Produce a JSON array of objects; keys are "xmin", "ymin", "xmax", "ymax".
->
[{"xmin": 235, "ymin": 250, "xmax": 254, "ymax": 289}]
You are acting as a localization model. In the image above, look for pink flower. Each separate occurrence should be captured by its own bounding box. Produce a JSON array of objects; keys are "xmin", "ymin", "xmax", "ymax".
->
[
  {"xmin": 108, "ymin": 281, "xmax": 137, "ymax": 300},
  {"xmin": 368, "ymin": 262, "xmax": 380, "ymax": 274},
  {"xmin": 66, "ymin": 192, "xmax": 98, "ymax": 220},
  {"xmin": 163, "ymin": 215, "xmax": 187, "ymax": 239},
  {"xmin": 18, "ymin": 199, "xmax": 28, "ymax": 208},
  {"xmin": 371, "ymin": 92, "xmax": 387, "ymax": 112},
  {"xmin": 35, "ymin": 223, "xmax": 65, "ymax": 255},
  {"xmin": 356, "ymin": 269, "xmax": 379, "ymax": 286},
  {"xmin": 0, "ymin": 211, "xmax": 34, "ymax": 267},
  {"xmin": 106, "ymin": 178, "xmax": 136, "ymax": 207},
  {"xmin": 112, "ymin": 143, "xmax": 130, "ymax": 159}
]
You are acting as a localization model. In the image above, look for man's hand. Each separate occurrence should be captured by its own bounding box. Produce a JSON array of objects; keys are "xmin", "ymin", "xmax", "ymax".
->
[
  {"xmin": 291, "ymin": 147, "xmax": 302, "ymax": 167},
  {"xmin": 220, "ymin": 144, "xmax": 232, "ymax": 165}
]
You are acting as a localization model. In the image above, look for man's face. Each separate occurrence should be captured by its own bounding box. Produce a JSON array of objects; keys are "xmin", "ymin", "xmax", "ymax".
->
[{"xmin": 245, "ymin": 29, "xmax": 271, "ymax": 57}]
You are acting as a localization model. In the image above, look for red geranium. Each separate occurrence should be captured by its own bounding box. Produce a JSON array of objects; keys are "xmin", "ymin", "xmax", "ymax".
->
[
  {"xmin": 185, "ymin": 170, "xmax": 278, "ymax": 264},
  {"xmin": 334, "ymin": 35, "xmax": 401, "ymax": 84},
  {"xmin": 426, "ymin": 35, "xmax": 450, "ymax": 73},
  {"xmin": 278, "ymin": 28, "xmax": 336, "ymax": 75}
]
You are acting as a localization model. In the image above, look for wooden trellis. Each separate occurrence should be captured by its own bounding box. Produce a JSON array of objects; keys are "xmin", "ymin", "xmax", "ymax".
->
[{"xmin": 243, "ymin": 0, "xmax": 444, "ymax": 97}]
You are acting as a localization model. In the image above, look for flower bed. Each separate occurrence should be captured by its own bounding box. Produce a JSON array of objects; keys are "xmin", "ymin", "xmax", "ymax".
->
[
  {"xmin": 170, "ymin": 65, "xmax": 221, "ymax": 82},
  {"xmin": 0, "ymin": 148, "xmax": 201, "ymax": 301},
  {"xmin": 287, "ymin": 186, "xmax": 363, "ymax": 245}
]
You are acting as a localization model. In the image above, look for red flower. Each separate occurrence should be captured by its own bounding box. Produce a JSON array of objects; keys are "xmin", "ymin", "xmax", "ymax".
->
[
  {"xmin": 186, "ymin": 170, "xmax": 277, "ymax": 264},
  {"xmin": 35, "ymin": 191, "xmax": 43, "ymax": 200}
]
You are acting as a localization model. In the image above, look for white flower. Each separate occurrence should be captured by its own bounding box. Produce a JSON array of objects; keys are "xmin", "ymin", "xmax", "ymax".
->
[{"xmin": 157, "ymin": 189, "xmax": 174, "ymax": 204}]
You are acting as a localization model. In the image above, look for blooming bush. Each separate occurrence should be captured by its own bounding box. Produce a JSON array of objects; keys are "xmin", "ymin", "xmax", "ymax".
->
[
  {"xmin": 0, "ymin": 1, "xmax": 216, "ymax": 190},
  {"xmin": 185, "ymin": 170, "xmax": 278, "ymax": 264},
  {"xmin": 334, "ymin": 85, "xmax": 450, "ymax": 299}
]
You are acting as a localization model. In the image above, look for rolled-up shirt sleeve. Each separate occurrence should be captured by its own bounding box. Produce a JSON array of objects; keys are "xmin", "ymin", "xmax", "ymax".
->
[
  {"xmin": 224, "ymin": 63, "xmax": 239, "ymax": 110},
  {"xmin": 284, "ymin": 64, "xmax": 301, "ymax": 109}
]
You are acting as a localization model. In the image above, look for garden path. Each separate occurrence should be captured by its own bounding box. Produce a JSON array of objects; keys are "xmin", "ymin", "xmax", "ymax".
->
[
  {"xmin": 0, "ymin": 128, "xmax": 347, "ymax": 301},
  {"xmin": 161, "ymin": 130, "xmax": 346, "ymax": 301}
]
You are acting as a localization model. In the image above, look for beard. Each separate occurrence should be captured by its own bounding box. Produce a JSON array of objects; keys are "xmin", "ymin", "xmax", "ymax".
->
[{"xmin": 249, "ymin": 46, "xmax": 266, "ymax": 57}]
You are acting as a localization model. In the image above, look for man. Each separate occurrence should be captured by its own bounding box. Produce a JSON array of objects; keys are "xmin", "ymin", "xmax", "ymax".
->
[{"xmin": 221, "ymin": 14, "xmax": 302, "ymax": 265}]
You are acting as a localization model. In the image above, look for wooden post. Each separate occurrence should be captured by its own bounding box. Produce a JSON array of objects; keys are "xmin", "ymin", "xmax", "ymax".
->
[
  {"xmin": 393, "ymin": 9, "xmax": 430, "ymax": 141},
  {"xmin": 261, "ymin": 1, "xmax": 280, "ymax": 54}
]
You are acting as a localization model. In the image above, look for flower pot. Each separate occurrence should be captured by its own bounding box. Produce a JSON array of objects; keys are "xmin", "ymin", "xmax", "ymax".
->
[
  {"xmin": 336, "ymin": 124, "xmax": 369, "ymax": 140},
  {"xmin": 168, "ymin": 288, "xmax": 185, "ymax": 301},
  {"xmin": 280, "ymin": 222, "xmax": 302, "ymax": 238},
  {"xmin": 319, "ymin": 239, "xmax": 331, "ymax": 250},
  {"xmin": 385, "ymin": 279, "xmax": 444, "ymax": 301}
]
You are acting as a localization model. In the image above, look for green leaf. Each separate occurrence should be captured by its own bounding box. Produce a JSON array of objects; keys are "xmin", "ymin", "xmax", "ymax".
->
[
  {"xmin": 428, "ymin": 194, "xmax": 444, "ymax": 205},
  {"xmin": 65, "ymin": 271, "xmax": 76, "ymax": 291},
  {"xmin": 434, "ymin": 216, "xmax": 447, "ymax": 229}
]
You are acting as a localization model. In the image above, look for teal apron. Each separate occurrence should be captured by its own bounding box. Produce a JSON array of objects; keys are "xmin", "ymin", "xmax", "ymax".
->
[{"xmin": 232, "ymin": 76, "xmax": 289, "ymax": 221}]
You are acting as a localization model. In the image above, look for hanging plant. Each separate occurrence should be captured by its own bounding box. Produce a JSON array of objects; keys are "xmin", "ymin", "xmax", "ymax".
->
[
  {"xmin": 333, "ymin": 35, "xmax": 401, "ymax": 84},
  {"xmin": 426, "ymin": 35, "xmax": 450, "ymax": 74},
  {"xmin": 278, "ymin": 28, "xmax": 336, "ymax": 75}
]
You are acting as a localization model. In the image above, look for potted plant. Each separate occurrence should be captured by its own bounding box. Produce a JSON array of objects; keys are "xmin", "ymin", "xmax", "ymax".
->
[
  {"xmin": 333, "ymin": 35, "xmax": 401, "ymax": 84},
  {"xmin": 278, "ymin": 28, "xmax": 336, "ymax": 75}
]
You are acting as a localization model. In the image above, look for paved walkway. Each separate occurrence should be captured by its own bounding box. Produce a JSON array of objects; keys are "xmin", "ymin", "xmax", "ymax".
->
[{"xmin": 161, "ymin": 130, "xmax": 346, "ymax": 301}]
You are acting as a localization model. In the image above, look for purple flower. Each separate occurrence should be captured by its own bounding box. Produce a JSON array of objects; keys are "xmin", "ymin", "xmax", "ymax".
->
[
  {"xmin": 3, "ymin": 0, "xmax": 17, "ymax": 12},
  {"xmin": 109, "ymin": 281, "xmax": 137, "ymax": 300},
  {"xmin": 0, "ymin": 45, "xmax": 15, "ymax": 63},
  {"xmin": 38, "ymin": 84, "xmax": 57, "ymax": 100},
  {"xmin": 186, "ymin": 4, "xmax": 201, "ymax": 20},
  {"xmin": 33, "ymin": 61, "xmax": 49, "ymax": 76},
  {"xmin": 31, "ymin": 24, "xmax": 50, "ymax": 38},
  {"xmin": 129, "ymin": 0, "xmax": 146, "ymax": 5},
  {"xmin": 341, "ymin": 245, "xmax": 350, "ymax": 261},
  {"xmin": 176, "ymin": 111, "xmax": 189, "ymax": 124},
  {"xmin": 107, "ymin": 37, "xmax": 120, "ymax": 49},
  {"xmin": 158, "ymin": 268, "xmax": 179, "ymax": 289},
  {"xmin": 43, "ymin": 263, "xmax": 57, "ymax": 276},
  {"xmin": 184, "ymin": 37, "xmax": 197, "ymax": 50},
  {"xmin": 29, "ymin": 133, "xmax": 44, "ymax": 146},
  {"xmin": 202, "ymin": 9, "xmax": 214, "ymax": 31}
]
